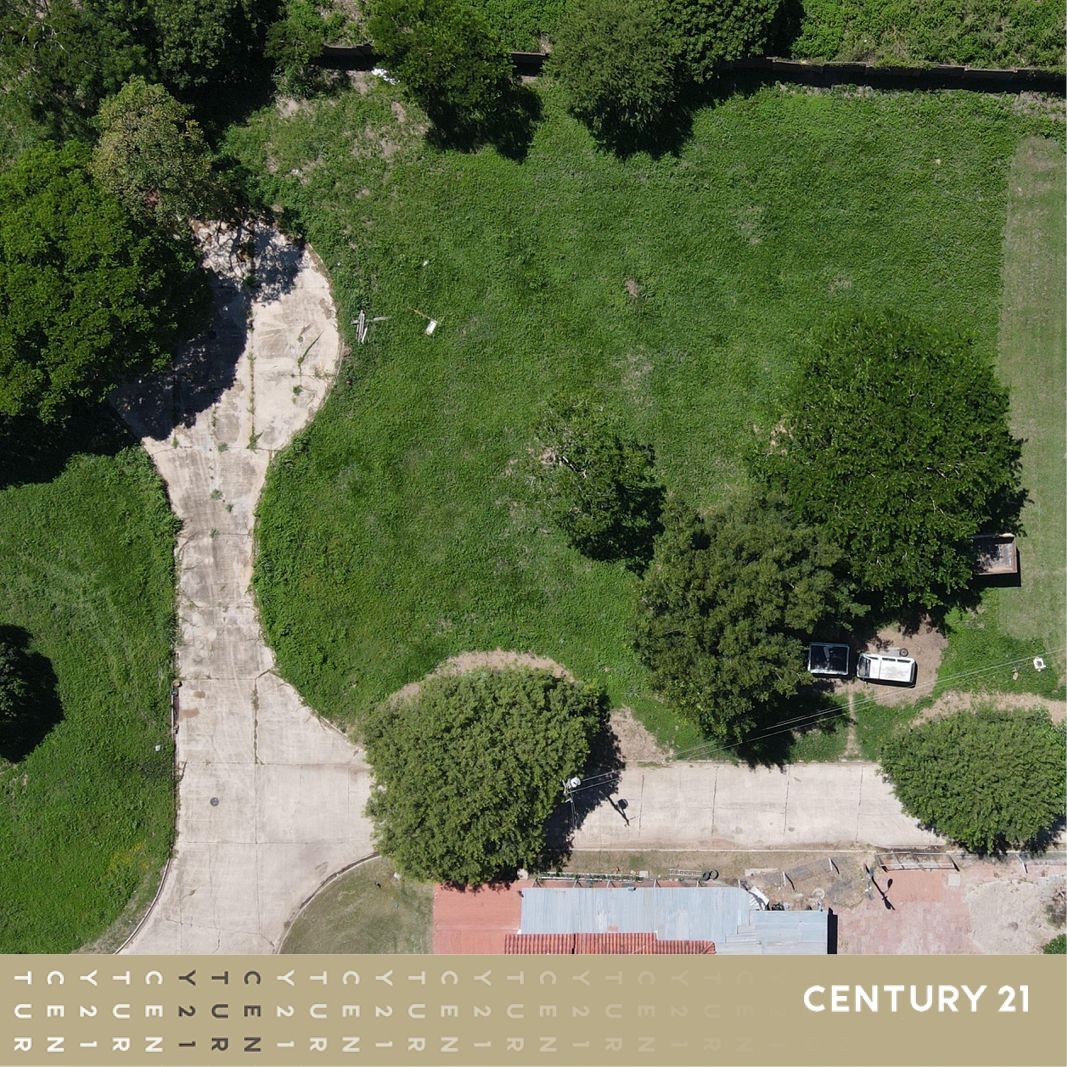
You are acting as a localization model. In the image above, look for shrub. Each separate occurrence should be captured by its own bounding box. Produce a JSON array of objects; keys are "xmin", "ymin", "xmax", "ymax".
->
[
  {"xmin": 661, "ymin": 0, "xmax": 783, "ymax": 82},
  {"xmin": 549, "ymin": 0, "xmax": 681, "ymax": 147},
  {"xmin": 1043, "ymin": 934, "xmax": 1066, "ymax": 954},
  {"xmin": 882, "ymin": 708, "xmax": 1066, "ymax": 853},
  {"xmin": 369, "ymin": 0, "xmax": 515, "ymax": 135},
  {"xmin": 753, "ymin": 314, "xmax": 1024, "ymax": 615},
  {"xmin": 267, "ymin": 0, "xmax": 347, "ymax": 90},
  {"xmin": 635, "ymin": 496, "xmax": 858, "ymax": 744},
  {"xmin": 533, "ymin": 397, "xmax": 664, "ymax": 570},
  {"xmin": 0, "ymin": 142, "xmax": 209, "ymax": 422},
  {"xmin": 92, "ymin": 77, "xmax": 220, "ymax": 229},
  {"xmin": 363, "ymin": 668, "xmax": 605, "ymax": 885}
]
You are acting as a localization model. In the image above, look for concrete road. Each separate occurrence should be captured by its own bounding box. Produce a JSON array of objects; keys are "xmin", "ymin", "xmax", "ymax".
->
[
  {"xmin": 116, "ymin": 226, "xmax": 375, "ymax": 953},
  {"xmin": 573, "ymin": 761, "xmax": 943, "ymax": 851}
]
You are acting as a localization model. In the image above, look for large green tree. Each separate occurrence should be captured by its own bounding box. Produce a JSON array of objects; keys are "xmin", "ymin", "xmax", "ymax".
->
[
  {"xmin": 550, "ymin": 0, "xmax": 681, "ymax": 147},
  {"xmin": 882, "ymin": 708, "xmax": 1066, "ymax": 853},
  {"xmin": 369, "ymin": 0, "xmax": 514, "ymax": 136},
  {"xmin": 753, "ymin": 314, "xmax": 1024, "ymax": 614},
  {"xmin": 364, "ymin": 668, "xmax": 605, "ymax": 885},
  {"xmin": 533, "ymin": 397, "xmax": 664, "ymax": 571},
  {"xmin": 147, "ymin": 0, "xmax": 275, "ymax": 95},
  {"xmin": 661, "ymin": 0, "xmax": 783, "ymax": 82},
  {"xmin": 0, "ymin": 142, "xmax": 208, "ymax": 422},
  {"xmin": 635, "ymin": 496, "xmax": 857, "ymax": 745},
  {"xmin": 92, "ymin": 77, "xmax": 219, "ymax": 229}
]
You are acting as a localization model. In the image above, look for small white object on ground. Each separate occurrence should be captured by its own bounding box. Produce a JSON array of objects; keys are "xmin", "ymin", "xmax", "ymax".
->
[
  {"xmin": 425, "ymin": 319, "xmax": 437, "ymax": 335},
  {"xmin": 371, "ymin": 66, "xmax": 399, "ymax": 84},
  {"xmin": 1034, "ymin": 656, "xmax": 1047, "ymax": 671}
]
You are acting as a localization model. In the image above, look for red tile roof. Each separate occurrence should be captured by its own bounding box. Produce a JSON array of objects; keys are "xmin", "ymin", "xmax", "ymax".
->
[{"xmin": 504, "ymin": 933, "xmax": 715, "ymax": 955}]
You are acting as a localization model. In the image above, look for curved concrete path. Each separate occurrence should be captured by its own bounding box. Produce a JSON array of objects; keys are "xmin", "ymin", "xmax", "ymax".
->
[{"xmin": 116, "ymin": 226, "xmax": 374, "ymax": 953}]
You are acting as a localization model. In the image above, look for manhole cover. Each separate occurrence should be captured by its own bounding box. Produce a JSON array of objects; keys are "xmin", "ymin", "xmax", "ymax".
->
[{"xmin": 210, "ymin": 797, "xmax": 220, "ymax": 807}]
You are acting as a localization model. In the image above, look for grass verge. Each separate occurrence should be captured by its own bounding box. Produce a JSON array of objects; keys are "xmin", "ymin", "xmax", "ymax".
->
[
  {"xmin": 0, "ymin": 412, "xmax": 177, "ymax": 953},
  {"xmin": 280, "ymin": 857, "xmax": 432, "ymax": 953}
]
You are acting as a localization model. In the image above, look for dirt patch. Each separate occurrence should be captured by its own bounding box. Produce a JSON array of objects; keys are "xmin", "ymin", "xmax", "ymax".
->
[
  {"xmin": 918, "ymin": 690, "xmax": 1067, "ymax": 724},
  {"xmin": 836, "ymin": 619, "xmax": 947, "ymax": 707},
  {"xmin": 610, "ymin": 707, "xmax": 669, "ymax": 766},
  {"xmin": 625, "ymin": 278, "xmax": 641, "ymax": 299},
  {"xmin": 391, "ymin": 100, "xmax": 407, "ymax": 123},
  {"xmin": 390, "ymin": 650, "xmax": 574, "ymax": 705},
  {"xmin": 966, "ymin": 872, "xmax": 1065, "ymax": 954}
]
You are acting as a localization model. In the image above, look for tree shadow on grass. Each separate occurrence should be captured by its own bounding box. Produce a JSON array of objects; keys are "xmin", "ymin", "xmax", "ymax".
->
[
  {"xmin": 0, "ymin": 625, "xmax": 62, "ymax": 763},
  {"xmin": 426, "ymin": 83, "xmax": 543, "ymax": 162},
  {"xmin": 735, "ymin": 681, "xmax": 847, "ymax": 768},
  {"xmin": 0, "ymin": 406, "xmax": 130, "ymax": 491}
]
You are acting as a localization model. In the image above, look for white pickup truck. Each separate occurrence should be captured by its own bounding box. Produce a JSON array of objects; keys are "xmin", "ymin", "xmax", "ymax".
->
[{"xmin": 856, "ymin": 651, "xmax": 917, "ymax": 686}]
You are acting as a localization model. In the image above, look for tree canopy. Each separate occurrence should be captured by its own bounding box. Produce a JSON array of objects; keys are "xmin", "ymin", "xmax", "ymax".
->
[
  {"xmin": 753, "ymin": 314, "xmax": 1025, "ymax": 614},
  {"xmin": 533, "ymin": 398, "xmax": 664, "ymax": 571},
  {"xmin": 0, "ymin": 142, "xmax": 208, "ymax": 422},
  {"xmin": 661, "ymin": 0, "xmax": 783, "ymax": 82},
  {"xmin": 363, "ymin": 668, "xmax": 605, "ymax": 885},
  {"xmin": 0, "ymin": 0, "xmax": 274, "ymax": 141},
  {"xmin": 550, "ymin": 0, "xmax": 681, "ymax": 147},
  {"xmin": 882, "ymin": 708, "xmax": 1066, "ymax": 854},
  {"xmin": 92, "ymin": 77, "xmax": 219, "ymax": 229},
  {"xmin": 369, "ymin": 0, "xmax": 515, "ymax": 136},
  {"xmin": 635, "ymin": 496, "xmax": 857, "ymax": 745}
]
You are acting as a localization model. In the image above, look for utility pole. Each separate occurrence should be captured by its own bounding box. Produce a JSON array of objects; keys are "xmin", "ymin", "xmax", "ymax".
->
[{"xmin": 562, "ymin": 776, "xmax": 581, "ymax": 831}]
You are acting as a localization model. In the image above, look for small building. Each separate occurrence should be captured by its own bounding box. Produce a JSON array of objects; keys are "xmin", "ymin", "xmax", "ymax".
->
[
  {"xmin": 970, "ymin": 534, "xmax": 1019, "ymax": 577},
  {"xmin": 512, "ymin": 886, "xmax": 829, "ymax": 956}
]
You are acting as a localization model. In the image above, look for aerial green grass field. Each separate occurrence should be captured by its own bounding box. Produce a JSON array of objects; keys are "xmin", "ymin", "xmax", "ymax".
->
[
  {"xmin": 229, "ymin": 83, "xmax": 1052, "ymax": 751},
  {"xmin": 788, "ymin": 0, "xmax": 1065, "ymax": 69},
  {"xmin": 0, "ymin": 414, "xmax": 176, "ymax": 952},
  {"xmin": 281, "ymin": 857, "xmax": 433, "ymax": 953}
]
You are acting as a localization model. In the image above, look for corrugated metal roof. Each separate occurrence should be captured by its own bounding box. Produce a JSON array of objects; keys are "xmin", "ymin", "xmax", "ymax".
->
[
  {"xmin": 504, "ymin": 933, "xmax": 716, "ymax": 955},
  {"xmin": 519, "ymin": 887, "xmax": 827, "ymax": 955},
  {"xmin": 520, "ymin": 886, "xmax": 756, "ymax": 943}
]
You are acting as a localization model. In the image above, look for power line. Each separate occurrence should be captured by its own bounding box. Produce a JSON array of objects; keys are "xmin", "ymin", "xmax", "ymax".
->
[{"xmin": 565, "ymin": 645, "xmax": 1064, "ymax": 801}]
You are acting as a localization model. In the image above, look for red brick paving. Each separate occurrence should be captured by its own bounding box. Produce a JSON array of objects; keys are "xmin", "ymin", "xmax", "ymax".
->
[{"xmin": 432, "ymin": 882, "xmax": 526, "ymax": 954}]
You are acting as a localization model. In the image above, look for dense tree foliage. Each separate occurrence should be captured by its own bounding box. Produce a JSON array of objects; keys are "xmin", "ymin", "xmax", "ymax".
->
[
  {"xmin": 92, "ymin": 78, "xmax": 219, "ymax": 229},
  {"xmin": 267, "ymin": 0, "xmax": 346, "ymax": 89},
  {"xmin": 364, "ymin": 668, "xmax": 605, "ymax": 885},
  {"xmin": 533, "ymin": 398, "xmax": 664, "ymax": 570},
  {"xmin": 550, "ymin": 0, "xmax": 681, "ymax": 147},
  {"xmin": 882, "ymin": 709, "xmax": 1066, "ymax": 854},
  {"xmin": 0, "ymin": 0, "xmax": 274, "ymax": 139},
  {"xmin": 0, "ymin": 142, "xmax": 208, "ymax": 422},
  {"xmin": 753, "ymin": 315, "xmax": 1024, "ymax": 614},
  {"xmin": 635, "ymin": 497, "xmax": 857, "ymax": 744},
  {"xmin": 147, "ymin": 0, "xmax": 275, "ymax": 95},
  {"xmin": 662, "ymin": 0, "xmax": 782, "ymax": 81},
  {"xmin": 369, "ymin": 0, "xmax": 515, "ymax": 135}
]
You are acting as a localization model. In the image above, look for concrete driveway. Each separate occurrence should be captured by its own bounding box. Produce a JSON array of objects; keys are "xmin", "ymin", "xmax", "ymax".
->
[
  {"xmin": 573, "ymin": 761, "xmax": 943, "ymax": 851},
  {"xmin": 115, "ymin": 225, "xmax": 374, "ymax": 953}
]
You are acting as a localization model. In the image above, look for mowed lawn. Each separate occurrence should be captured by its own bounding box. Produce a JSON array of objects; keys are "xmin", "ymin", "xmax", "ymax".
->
[
  {"xmin": 996, "ymin": 137, "xmax": 1065, "ymax": 656},
  {"xmin": 935, "ymin": 135, "xmax": 1067, "ymax": 699},
  {"xmin": 231, "ymin": 85, "xmax": 1050, "ymax": 748},
  {"xmin": 0, "ymin": 416, "xmax": 177, "ymax": 952}
]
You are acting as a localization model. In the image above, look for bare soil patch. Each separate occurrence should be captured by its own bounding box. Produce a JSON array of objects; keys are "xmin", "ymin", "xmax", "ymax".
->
[
  {"xmin": 836, "ymin": 620, "xmax": 947, "ymax": 707},
  {"xmin": 610, "ymin": 706, "xmax": 669, "ymax": 766},
  {"xmin": 918, "ymin": 690, "xmax": 1067, "ymax": 724},
  {"xmin": 390, "ymin": 650, "xmax": 574, "ymax": 705}
]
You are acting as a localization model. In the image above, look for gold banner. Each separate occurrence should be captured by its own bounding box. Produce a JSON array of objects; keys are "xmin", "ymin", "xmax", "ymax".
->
[{"xmin": 1, "ymin": 955, "xmax": 1064, "ymax": 1067}]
